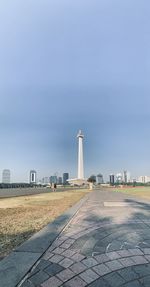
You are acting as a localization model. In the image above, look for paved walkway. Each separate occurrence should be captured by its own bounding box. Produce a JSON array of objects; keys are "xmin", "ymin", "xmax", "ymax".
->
[{"xmin": 19, "ymin": 189, "xmax": 150, "ymax": 287}]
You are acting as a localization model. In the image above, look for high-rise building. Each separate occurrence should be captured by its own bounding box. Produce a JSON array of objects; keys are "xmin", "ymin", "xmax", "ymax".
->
[
  {"xmin": 42, "ymin": 177, "xmax": 50, "ymax": 184},
  {"xmin": 2, "ymin": 169, "xmax": 11, "ymax": 183},
  {"xmin": 123, "ymin": 171, "xmax": 130, "ymax": 183},
  {"xmin": 109, "ymin": 174, "xmax": 115, "ymax": 185},
  {"xmin": 58, "ymin": 177, "xmax": 62, "ymax": 185},
  {"xmin": 63, "ymin": 173, "xmax": 69, "ymax": 185},
  {"xmin": 97, "ymin": 174, "xmax": 104, "ymax": 184},
  {"xmin": 138, "ymin": 176, "xmax": 150, "ymax": 183},
  {"xmin": 50, "ymin": 176, "xmax": 57, "ymax": 184},
  {"xmin": 116, "ymin": 173, "xmax": 123, "ymax": 183},
  {"xmin": 30, "ymin": 170, "xmax": 37, "ymax": 184}
]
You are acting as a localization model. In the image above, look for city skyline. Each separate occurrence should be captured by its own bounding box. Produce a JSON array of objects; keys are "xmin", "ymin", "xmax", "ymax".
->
[
  {"xmin": 2, "ymin": 167, "xmax": 150, "ymax": 184},
  {"xmin": 0, "ymin": 1, "xmax": 150, "ymax": 182}
]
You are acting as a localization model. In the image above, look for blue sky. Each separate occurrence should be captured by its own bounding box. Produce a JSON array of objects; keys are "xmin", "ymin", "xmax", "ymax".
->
[{"xmin": 0, "ymin": 0, "xmax": 150, "ymax": 182}]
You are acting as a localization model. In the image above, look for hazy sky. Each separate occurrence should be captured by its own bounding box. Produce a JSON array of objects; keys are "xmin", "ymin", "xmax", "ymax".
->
[{"xmin": 0, "ymin": 0, "xmax": 150, "ymax": 182}]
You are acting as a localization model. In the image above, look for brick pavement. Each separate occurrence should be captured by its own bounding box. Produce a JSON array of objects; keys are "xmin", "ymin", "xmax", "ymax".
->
[{"xmin": 19, "ymin": 189, "xmax": 150, "ymax": 287}]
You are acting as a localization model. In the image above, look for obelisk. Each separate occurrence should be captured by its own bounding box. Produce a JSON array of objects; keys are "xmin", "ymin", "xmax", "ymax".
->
[{"xmin": 77, "ymin": 130, "xmax": 84, "ymax": 179}]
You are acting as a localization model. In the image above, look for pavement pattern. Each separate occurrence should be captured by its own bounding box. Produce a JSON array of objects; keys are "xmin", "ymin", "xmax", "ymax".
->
[{"xmin": 19, "ymin": 189, "xmax": 150, "ymax": 287}]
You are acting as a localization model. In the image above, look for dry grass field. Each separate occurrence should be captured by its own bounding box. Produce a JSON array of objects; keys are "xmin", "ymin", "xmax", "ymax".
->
[
  {"xmin": 0, "ymin": 189, "xmax": 89, "ymax": 259},
  {"xmin": 111, "ymin": 186, "xmax": 150, "ymax": 199}
]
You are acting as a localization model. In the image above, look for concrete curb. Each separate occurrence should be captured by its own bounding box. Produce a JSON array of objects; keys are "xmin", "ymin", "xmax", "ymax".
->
[{"xmin": 0, "ymin": 193, "xmax": 89, "ymax": 287}]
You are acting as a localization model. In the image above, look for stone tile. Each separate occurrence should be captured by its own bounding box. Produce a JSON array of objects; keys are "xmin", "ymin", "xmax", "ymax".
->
[
  {"xmin": 47, "ymin": 245, "xmax": 56, "ymax": 252},
  {"xmin": 103, "ymin": 272, "xmax": 126, "ymax": 287},
  {"xmin": 93, "ymin": 264, "xmax": 111, "ymax": 276},
  {"xmin": 106, "ymin": 251, "xmax": 121, "ymax": 260},
  {"xmin": 45, "ymin": 263, "xmax": 64, "ymax": 276},
  {"xmin": 43, "ymin": 252, "xmax": 54, "ymax": 260},
  {"xmin": 122, "ymin": 280, "xmax": 141, "ymax": 287},
  {"xmin": 60, "ymin": 243, "xmax": 73, "ymax": 249},
  {"xmin": 58, "ymin": 236, "xmax": 69, "ymax": 242},
  {"xmin": 49, "ymin": 255, "xmax": 64, "ymax": 263},
  {"xmin": 53, "ymin": 247, "xmax": 65, "ymax": 255},
  {"xmin": 128, "ymin": 249, "xmax": 143, "ymax": 256},
  {"xmin": 59, "ymin": 258, "xmax": 74, "ymax": 268},
  {"xmin": 41, "ymin": 276, "xmax": 62, "ymax": 287},
  {"xmin": 64, "ymin": 276, "xmax": 87, "ymax": 287},
  {"xmin": 70, "ymin": 262, "xmax": 87, "ymax": 274},
  {"xmin": 79, "ymin": 269, "xmax": 99, "ymax": 284},
  {"xmin": 117, "ymin": 250, "xmax": 132, "ymax": 258},
  {"xmin": 94, "ymin": 254, "xmax": 110, "ymax": 264},
  {"xmin": 131, "ymin": 256, "xmax": 148, "ymax": 265},
  {"xmin": 82, "ymin": 258, "xmax": 98, "ymax": 268},
  {"xmin": 52, "ymin": 240, "xmax": 64, "ymax": 248},
  {"xmin": 29, "ymin": 270, "xmax": 49, "ymax": 285},
  {"xmin": 118, "ymin": 257, "xmax": 136, "ymax": 267},
  {"xmin": 29, "ymin": 266, "xmax": 40, "ymax": 277},
  {"xmin": 105, "ymin": 260, "xmax": 123, "ymax": 271},
  {"xmin": 139, "ymin": 274, "xmax": 150, "ymax": 286},
  {"xmin": 88, "ymin": 277, "xmax": 110, "ymax": 287},
  {"xmin": 117, "ymin": 267, "xmax": 139, "ymax": 281},
  {"xmin": 144, "ymin": 255, "xmax": 150, "ymax": 262},
  {"xmin": 72, "ymin": 233, "xmax": 83, "ymax": 239},
  {"xmin": 36, "ymin": 259, "xmax": 51, "ymax": 270},
  {"xmin": 142, "ymin": 248, "xmax": 150, "ymax": 255},
  {"xmin": 71, "ymin": 253, "xmax": 86, "ymax": 262},
  {"xmin": 56, "ymin": 268, "xmax": 75, "ymax": 282},
  {"xmin": 62, "ymin": 250, "xmax": 76, "ymax": 258},
  {"xmin": 71, "ymin": 248, "xmax": 82, "ymax": 253},
  {"xmin": 133, "ymin": 263, "xmax": 150, "ymax": 277},
  {"xmin": 65, "ymin": 239, "xmax": 76, "ymax": 244},
  {"xmin": 21, "ymin": 280, "xmax": 35, "ymax": 287}
]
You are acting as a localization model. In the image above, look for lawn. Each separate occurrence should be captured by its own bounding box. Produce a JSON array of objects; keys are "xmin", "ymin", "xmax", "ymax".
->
[
  {"xmin": 111, "ymin": 186, "xmax": 150, "ymax": 199},
  {"xmin": 0, "ymin": 189, "xmax": 89, "ymax": 260}
]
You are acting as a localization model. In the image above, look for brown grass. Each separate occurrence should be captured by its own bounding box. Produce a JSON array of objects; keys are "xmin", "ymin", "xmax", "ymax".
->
[
  {"xmin": 109, "ymin": 186, "xmax": 150, "ymax": 200},
  {"xmin": 0, "ymin": 189, "xmax": 89, "ymax": 259}
]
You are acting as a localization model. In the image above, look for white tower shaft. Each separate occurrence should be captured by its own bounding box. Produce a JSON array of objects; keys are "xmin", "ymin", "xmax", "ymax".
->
[{"xmin": 77, "ymin": 131, "xmax": 84, "ymax": 179}]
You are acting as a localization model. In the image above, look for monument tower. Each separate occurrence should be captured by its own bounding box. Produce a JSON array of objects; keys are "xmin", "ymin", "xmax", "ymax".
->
[
  {"xmin": 77, "ymin": 130, "xmax": 84, "ymax": 179},
  {"xmin": 68, "ymin": 130, "xmax": 87, "ymax": 185}
]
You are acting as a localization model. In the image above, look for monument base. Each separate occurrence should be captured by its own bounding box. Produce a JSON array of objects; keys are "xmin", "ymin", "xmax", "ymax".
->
[{"xmin": 67, "ymin": 178, "xmax": 87, "ymax": 186}]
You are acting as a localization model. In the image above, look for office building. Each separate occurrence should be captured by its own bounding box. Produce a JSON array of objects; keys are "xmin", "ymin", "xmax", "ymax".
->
[
  {"xmin": 50, "ymin": 176, "xmax": 57, "ymax": 184},
  {"xmin": 58, "ymin": 177, "xmax": 62, "ymax": 185},
  {"xmin": 63, "ymin": 173, "xmax": 69, "ymax": 185},
  {"xmin": 2, "ymin": 169, "xmax": 11, "ymax": 183},
  {"xmin": 42, "ymin": 177, "xmax": 50, "ymax": 184},
  {"xmin": 97, "ymin": 174, "xmax": 104, "ymax": 184},
  {"xmin": 138, "ymin": 176, "xmax": 150, "ymax": 184},
  {"xmin": 30, "ymin": 170, "xmax": 37, "ymax": 184},
  {"xmin": 109, "ymin": 174, "xmax": 115, "ymax": 185},
  {"xmin": 123, "ymin": 170, "xmax": 130, "ymax": 183},
  {"xmin": 116, "ymin": 173, "xmax": 123, "ymax": 183}
]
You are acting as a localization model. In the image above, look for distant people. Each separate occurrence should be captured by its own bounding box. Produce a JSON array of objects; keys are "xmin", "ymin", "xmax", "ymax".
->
[{"xmin": 54, "ymin": 183, "xmax": 57, "ymax": 191}]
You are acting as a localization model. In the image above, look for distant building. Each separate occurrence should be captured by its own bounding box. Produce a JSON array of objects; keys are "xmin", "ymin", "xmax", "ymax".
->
[
  {"xmin": 63, "ymin": 173, "xmax": 69, "ymax": 185},
  {"xmin": 42, "ymin": 177, "xmax": 50, "ymax": 184},
  {"xmin": 30, "ymin": 170, "xmax": 37, "ymax": 184},
  {"xmin": 138, "ymin": 176, "xmax": 150, "ymax": 184},
  {"xmin": 50, "ymin": 176, "xmax": 57, "ymax": 184},
  {"xmin": 2, "ymin": 169, "xmax": 11, "ymax": 183},
  {"xmin": 109, "ymin": 174, "xmax": 115, "ymax": 185},
  {"xmin": 116, "ymin": 173, "xmax": 123, "ymax": 183},
  {"xmin": 97, "ymin": 174, "xmax": 104, "ymax": 184},
  {"xmin": 88, "ymin": 175, "xmax": 97, "ymax": 183},
  {"xmin": 58, "ymin": 177, "xmax": 62, "ymax": 185},
  {"xmin": 123, "ymin": 171, "xmax": 130, "ymax": 183}
]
